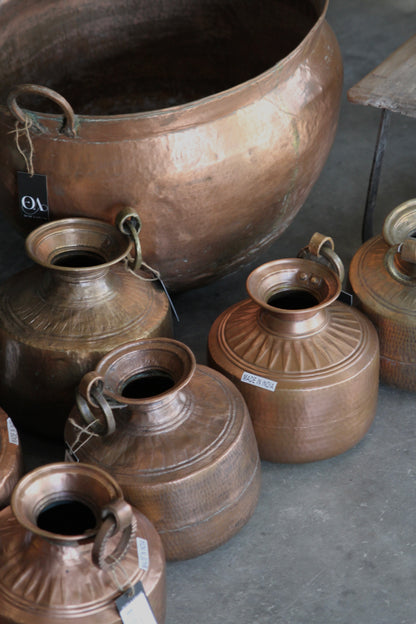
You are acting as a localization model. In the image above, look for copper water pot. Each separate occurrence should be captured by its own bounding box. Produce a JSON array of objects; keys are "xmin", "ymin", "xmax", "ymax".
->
[
  {"xmin": 0, "ymin": 211, "xmax": 172, "ymax": 439},
  {"xmin": 208, "ymin": 235, "xmax": 380, "ymax": 463},
  {"xmin": 0, "ymin": 462, "xmax": 166, "ymax": 623},
  {"xmin": 64, "ymin": 338, "xmax": 261, "ymax": 561},
  {"xmin": 0, "ymin": 0, "xmax": 342, "ymax": 290},
  {"xmin": 349, "ymin": 199, "xmax": 416, "ymax": 391},
  {"xmin": 0, "ymin": 409, "xmax": 22, "ymax": 509}
]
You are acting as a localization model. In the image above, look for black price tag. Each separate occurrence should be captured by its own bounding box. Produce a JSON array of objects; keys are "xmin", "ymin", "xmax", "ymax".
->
[
  {"xmin": 116, "ymin": 581, "xmax": 158, "ymax": 624},
  {"xmin": 338, "ymin": 290, "xmax": 354, "ymax": 306},
  {"xmin": 17, "ymin": 171, "xmax": 49, "ymax": 220}
]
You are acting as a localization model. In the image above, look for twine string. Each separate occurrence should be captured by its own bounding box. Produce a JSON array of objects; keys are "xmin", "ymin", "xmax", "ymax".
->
[
  {"xmin": 108, "ymin": 554, "xmax": 136, "ymax": 598},
  {"xmin": 66, "ymin": 417, "xmax": 100, "ymax": 457},
  {"xmin": 122, "ymin": 257, "xmax": 161, "ymax": 282},
  {"xmin": 11, "ymin": 117, "xmax": 35, "ymax": 176}
]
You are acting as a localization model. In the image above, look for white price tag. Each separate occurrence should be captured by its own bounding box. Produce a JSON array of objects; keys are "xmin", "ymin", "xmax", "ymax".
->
[
  {"xmin": 241, "ymin": 371, "xmax": 277, "ymax": 392},
  {"xmin": 116, "ymin": 582, "xmax": 158, "ymax": 624},
  {"xmin": 7, "ymin": 418, "xmax": 19, "ymax": 445},
  {"xmin": 136, "ymin": 537, "xmax": 150, "ymax": 571}
]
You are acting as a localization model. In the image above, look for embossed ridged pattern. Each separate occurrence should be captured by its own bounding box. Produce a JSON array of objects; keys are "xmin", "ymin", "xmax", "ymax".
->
[
  {"xmin": 0, "ymin": 260, "xmax": 172, "ymax": 439},
  {"xmin": 65, "ymin": 341, "xmax": 261, "ymax": 561},
  {"xmin": 350, "ymin": 235, "xmax": 416, "ymax": 390},
  {"xmin": 223, "ymin": 300, "xmax": 362, "ymax": 374},
  {"xmin": 0, "ymin": 465, "xmax": 166, "ymax": 623},
  {"xmin": 208, "ymin": 300, "xmax": 380, "ymax": 463}
]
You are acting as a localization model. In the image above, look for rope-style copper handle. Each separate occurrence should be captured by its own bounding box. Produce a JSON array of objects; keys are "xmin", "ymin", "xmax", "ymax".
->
[
  {"xmin": 116, "ymin": 208, "xmax": 143, "ymax": 273},
  {"xmin": 298, "ymin": 232, "xmax": 345, "ymax": 285},
  {"xmin": 92, "ymin": 499, "xmax": 137, "ymax": 570},
  {"xmin": 76, "ymin": 372, "xmax": 116, "ymax": 436},
  {"xmin": 7, "ymin": 84, "xmax": 78, "ymax": 136}
]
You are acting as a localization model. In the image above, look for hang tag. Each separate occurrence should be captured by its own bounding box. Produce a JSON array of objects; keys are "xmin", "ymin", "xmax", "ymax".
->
[
  {"xmin": 6, "ymin": 418, "xmax": 19, "ymax": 445},
  {"xmin": 338, "ymin": 290, "xmax": 354, "ymax": 306},
  {"xmin": 116, "ymin": 581, "xmax": 158, "ymax": 624},
  {"xmin": 17, "ymin": 171, "xmax": 49, "ymax": 220}
]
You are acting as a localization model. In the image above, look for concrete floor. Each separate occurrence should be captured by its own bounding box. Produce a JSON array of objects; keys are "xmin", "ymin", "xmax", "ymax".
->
[{"xmin": 0, "ymin": 0, "xmax": 415, "ymax": 622}]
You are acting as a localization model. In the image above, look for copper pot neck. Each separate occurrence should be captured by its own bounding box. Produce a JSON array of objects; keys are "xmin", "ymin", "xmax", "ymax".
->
[
  {"xmin": 25, "ymin": 218, "xmax": 131, "ymax": 279},
  {"xmin": 96, "ymin": 338, "xmax": 196, "ymax": 431},
  {"xmin": 11, "ymin": 463, "xmax": 123, "ymax": 545},
  {"xmin": 246, "ymin": 257, "xmax": 340, "ymax": 336}
]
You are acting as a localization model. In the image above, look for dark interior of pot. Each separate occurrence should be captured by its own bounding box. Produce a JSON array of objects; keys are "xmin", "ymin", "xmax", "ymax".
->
[
  {"xmin": 0, "ymin": 0, "xmax": 324, "ymax": 115},
  {"xmin": 36, "ymin": 499, "xmax": 97, "ymax": 535}
]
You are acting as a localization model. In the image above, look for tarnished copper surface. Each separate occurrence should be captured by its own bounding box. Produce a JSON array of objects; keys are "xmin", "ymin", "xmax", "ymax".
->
[
  {"xmin": 350, "ymin": 199, "xmax": 416, "ymax": 390},
  {"xmin": 0, "ymin": 215, "xmax": 172, "ymax": 439},
  {"xmin": 0, "ymin": 462, "xmax": 166, "ymax": 623},
  {"xmin": 0, "ymin": 0, "xmax": 342, "ymax": 290},
  {"xmin": 208, "ymin": 238, "xmax": 380, "ymax": 463},
  {"xmin": 0, "ymin": 409, "xmax": 22, "ymax": 510},
  {"xmin": 64, "ymin": 338, "xmax": 261, "ymax": 561}
]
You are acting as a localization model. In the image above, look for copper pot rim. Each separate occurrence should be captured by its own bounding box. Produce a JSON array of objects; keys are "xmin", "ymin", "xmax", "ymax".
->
[
  {"xmin": 1, "ymin": 0, "xmax": 329, "ymax": 128},
  {"xmin": 92, "ymin": 338, "xmax": 197, "ymax": 405},
  {"xmin": 11, "ymin": 462, "xmax": 123, "ymax": 543},
  {"xmin": 25, "ymin": 217, "xmax": 132, "ymax": 273},
  {"xmin": 383, "ymin": 198, "xmax": 416, "ymax": 246},
  {"xmin": 246, "ymin": 257, "xmax": 341, "ymax": 316}
]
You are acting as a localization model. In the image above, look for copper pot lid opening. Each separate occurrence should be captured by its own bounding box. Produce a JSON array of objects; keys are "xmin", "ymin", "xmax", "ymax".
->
[
  {"xmin": 0, "ymin": 0, "xmax": 327, "ymax": 117},
  {"xmin": 247, "ymin": 258, "xmax": 340, "ymax": 317},
  {"xmin": 383, "ymin": 199, "xmax": 416, "ymax": 246},
  {"xmin": 96, "ymin": 338, "xmax": 197, "ymax": 404},
  {"xmin": 11, "ymin": 463, "xmax": 122, "ymax": 542},
  {"xmin": 25, "ymin": 218, "xmax": 132, "ymax": 272}
]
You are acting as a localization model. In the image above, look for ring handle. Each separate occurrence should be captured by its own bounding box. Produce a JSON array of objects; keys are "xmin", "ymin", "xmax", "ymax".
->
[
  {"xmin": 92, "ymin": 499, "xmax": 137, "ymax": 570},
  {"xmin": 298, "ymin": 232, "xmax": 345, "ymax": 284},
  {"xmin": 76, "ymin": 372, "xmax": 116, "ymax": 436},
  {"xmin": 7, "ymin": 84, "xmax": 78, "ymax": 136},
  {"xmin": 116, "ymin": 208, "xmax": 143, "ymax": 273}
]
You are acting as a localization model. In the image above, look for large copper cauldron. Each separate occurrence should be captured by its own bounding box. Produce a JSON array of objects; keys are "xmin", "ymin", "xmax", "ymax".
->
[{"xmin": 0, "ymin": 0, "xmax": 342, "ymax": 290}]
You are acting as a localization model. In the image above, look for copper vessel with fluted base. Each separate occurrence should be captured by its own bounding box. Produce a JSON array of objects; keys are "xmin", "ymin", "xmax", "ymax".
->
[
  {"xmin": 208, "ymin": 235, "xmax": 380, "ymax": 463},
  {"xmin": 0, "ymin": 462, "xmax": 166, "ymax": 623}
]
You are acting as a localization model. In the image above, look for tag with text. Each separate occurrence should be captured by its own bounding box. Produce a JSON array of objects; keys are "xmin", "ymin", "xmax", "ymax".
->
[
  {"xmin": 136, "ymin": 537, "xmax": 150, "ymax": 571},
  {"xmin": 116, "ymin": 582, "xmax": 158, "ymax": 624},
  {"xmin": 241, "ymin": 371, "xmax": 277, "ymax": 392},
  {"xmin": 17, "ymin": 171, "xmax": 49, "ymax": 220},
  {"xmin": 7, "ymin": 418, "xmax": 19, "ymax": 445}
]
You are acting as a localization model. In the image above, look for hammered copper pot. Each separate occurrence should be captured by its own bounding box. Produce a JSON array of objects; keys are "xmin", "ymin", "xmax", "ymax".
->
[
  {"xmin": 64, "ymin": 338, "xmax": 261, "ymax": 561},
  {"xmin": 0, "ymin": 212, "xmax": 172, "ymax": 439},
  {"xmin": 349, "ymin": 199, "xmax": 416, "ymax": 391},
  {"xmin": 0, "ymin": 0, "xmax": 342, "ymax": 290},
  {"xmin": 0, "ymin": 408, "xmax": 22, "ymax": 509},
  {"xmin": 208, "ymin": 234, "xmax": 380, "ymax": 463},
  {"xmin": 0, "ymin": 462, "xmax": 166, "ymax": 624}
]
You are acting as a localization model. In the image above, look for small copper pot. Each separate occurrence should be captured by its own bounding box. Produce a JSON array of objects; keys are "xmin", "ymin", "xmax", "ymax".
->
[
  {"xmin": 0, "ymin": 210, "xmax": 172, "ymax": 438},
  {"xmin": 349, "ymin": 199, "xmax": 416, "ymax": 390},
  {"xmin": 208, "ymin": 234, "xmax": 380, "ymax": 463},
  {"xmin": 0, "ymin": 409, "xmax": 22, "ymax": 509},
  {"xmin": 0, "ymin": 462, "xmax": 166, "ymax": 623},
  {"xmin": 64, "ymin": 338, "xmax": 261, "ymax": 561}
]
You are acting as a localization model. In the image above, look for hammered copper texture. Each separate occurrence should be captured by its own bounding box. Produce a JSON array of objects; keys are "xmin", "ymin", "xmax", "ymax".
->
[
  {"xmin": 349, "ymin": 236, "xmax": 416, "ymax": 391},
  {"xmin": 0, "ymin": 218, "xmax": 172, "ymax": 439},
  {"xmin": 208, "ymin": 258, "xmax": 380, "ymax": 463},
  {"xmin": 64, "ymin": 338, "xmax": 261, "ymax": 561},
  {"xmin": 0, "ymin": 0, "xmax": 342, "ymax": 290},
  {"xmin": 0, "ymin": 462, "xmax": 166, "ymax": 624}
]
